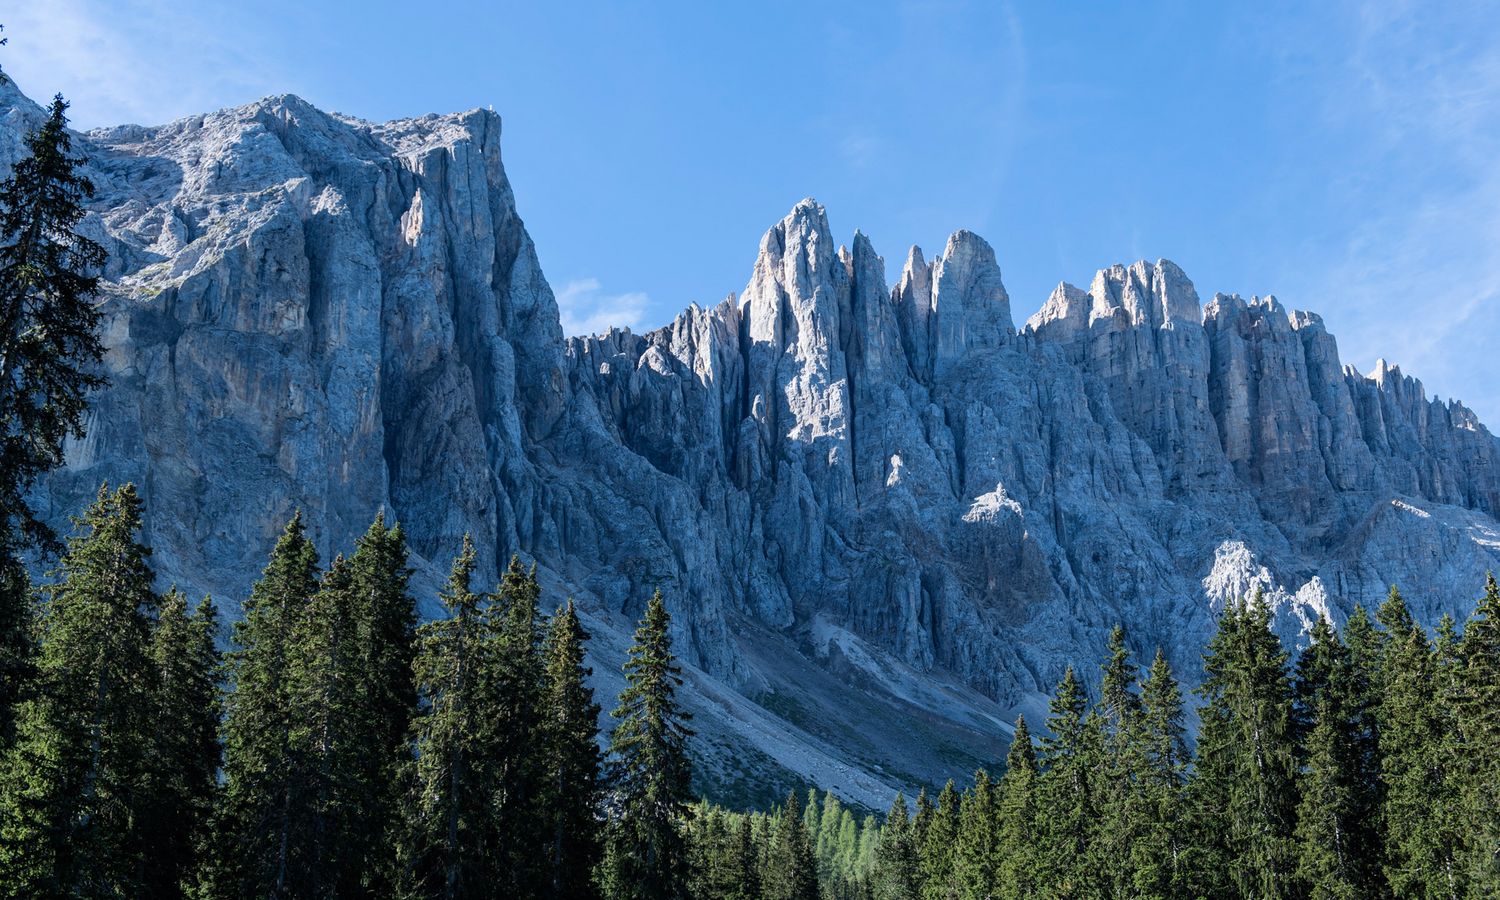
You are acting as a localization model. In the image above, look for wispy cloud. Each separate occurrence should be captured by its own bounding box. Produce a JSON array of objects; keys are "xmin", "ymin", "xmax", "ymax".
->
[
  {"xmin": 1291, "ymin": 0, "xmax": 1500, "ymax": 423},
  {"xmin": 2, "ymin": 0, "xmax": 283, "ymax": 129},
  {"xmin": 555, "ymin": 278, "xmax": 650, "ymax": 337}
]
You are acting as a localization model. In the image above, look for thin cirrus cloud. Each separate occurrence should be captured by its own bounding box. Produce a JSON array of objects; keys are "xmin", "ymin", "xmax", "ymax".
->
[
  {"xmin": 1, "ymin": 0, "xmax": 282, "ymax": 129},
  {"xmin": 555, "ymin": 278, "xmax": 650, "ymax": 338}
]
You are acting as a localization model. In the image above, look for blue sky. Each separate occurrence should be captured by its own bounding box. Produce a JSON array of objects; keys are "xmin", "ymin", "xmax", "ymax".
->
[{"xmin": 6, "ymin": 0, "xmax": 1499, "ymax": 424}]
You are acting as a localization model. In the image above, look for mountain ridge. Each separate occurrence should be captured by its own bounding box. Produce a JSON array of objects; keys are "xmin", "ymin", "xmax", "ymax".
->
[{"xmin": 5, "ymin": 81, "xmax": 1498, "ymax": 806}]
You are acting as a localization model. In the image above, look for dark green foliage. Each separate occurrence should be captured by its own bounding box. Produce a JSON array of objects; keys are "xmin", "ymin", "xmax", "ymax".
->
[
  {"xmin": 201, "ymin": 511, "xmax": 320, "ymax": 898},
  {"xmin": 402, "ymin": 535, "xmax": 494, "ymax": 899},
  {"xmin": 0, "ymin": 484, "xmax": 157, "ymax": 899},
  {"xmin": 600, "ymin": 590, "xmax": 694, "ymax": 900},
  {"xmin": 993, "ymin": 717, "xmax": 1039, "ymax": 899},
  {"xmin": 1037, "ymin": 666, "xmax": 1099, "ymax": 896},
  {"xmin": 762, "ymin": 791, "xmax": 819, "ymax": 900},
  {"xmin": 1457, "ymin": 573, "xmax": 1500, "ymax": 890},
  {"xmin": 1291, "ymin": 616, "xmax": 1382, "ymax": 899},
  {"xmin": 1128, "ymin": 649, "xmax": 1187, "ymax": 899},
  {"xmin": 0, "ymin": 96, "xmax": 106, "ymax": 553},
  {"xmin": 142, "ymin": 590, "xmax": 221, "ymax": 899},
  {"xmin": 876, "ymin": 793, "xmax": 920, "ymax": 900},
  {"xmin": 919, "ymin": 780, "xmax": 959, "ymax": 899},
  {"xmin": 1186, "ymin": 591, "xmax": 1299, "ymax": 899},
  {"xmin": 0, "ymin": 554, "xmax": 31, "ymax": 754},
  {"xmin": 952, "ymin": 770, "xmax": 997, "ymax": 900},
  {"xmin": 543, "ymin": 600, "xmax": 604, "ymax": 899}
]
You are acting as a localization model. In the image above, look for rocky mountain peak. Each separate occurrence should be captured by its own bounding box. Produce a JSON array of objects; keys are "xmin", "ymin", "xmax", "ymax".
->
[{"xmin": 8, "ymin": 84, "xmax": 1500, "ymax": 805}]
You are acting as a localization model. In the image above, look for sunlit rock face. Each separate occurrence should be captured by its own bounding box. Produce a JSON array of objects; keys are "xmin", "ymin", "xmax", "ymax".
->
[{"xmin": 6, "ymin": 80, "xmax": 1499, "ymax": 802}]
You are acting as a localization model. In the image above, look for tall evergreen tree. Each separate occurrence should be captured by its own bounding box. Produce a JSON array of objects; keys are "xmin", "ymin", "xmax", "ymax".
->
[
  {"xmin": 401, "ymin": 535, "xmax": 495, "ymax": 900},
  {"xmin": 202, "ymin": 511, "xmax": 320, "ymax": 899},
  {"xmin": 345, "ymin": 513, "xmax": 418, "ymax": 895},
  {"xmin": 919, "ymin": 780, "xmax": 960, "ymax": 900},
  {"xmin": 994, "ymin": 717, "xmax": 1040, "ymax": 900},
  {"xmin": 951, "ymin": 770, "xmax": 997, "ymax": 900},
  {"xmin": 600, "ymin": 590, "xmax": 695, "ymax": 900},
  {"xmin": 542, "ymin": 600, "xmax": 604, "ymax": 900},
  {"xmin": 1376, "ymin": 586, "xmax": 1464, "ymax": 898},
  {"xmin": 1458, "ymin": 573, "xmax": 1500, "ymax": 891},
  {"xmin": 0, "ymin": 91, "xmax": 107, "ymax": 766},
  {"xmin": 0, "ymin": 484, "xmax": 157, "ymax": 899},
  {"xmin": 285, "ymin": 553, "xmax": 368, "ymax": 896},
  {"xmin": 1127, "ymin": 648, "xmax": 1188, "ymax": 900},
  {"xmin": 1291, "ymin": 616, "xmax": 1381, "ymax": 899},
  {"xmin": 1186, "ymin": 591, "xmax": 1299, "ymax": 899},
  {"xmin": 876, "ymin": 793, "xmax": 920, "ymax": 900},
  {"xmin": 141, "ymin": 589, "xmax": 221, "ymax": 900},
  {"xmin": 1094, "ymin": 626, "xmax": 1141, "ymax": 899},
  {"xmin": 486, "ymin": 555, "xmax": 549, "ymax": 894},
  {"xmin": 762, "ymin": 792, "xmax": 818, "ymax": 900},
  {"xmin": 0, "ymin": 96, "xmax": 106, "ymax": 554},
  {"xmin": 1037, "ymin": 666, "xmax": 1099, "ymax": 897}
]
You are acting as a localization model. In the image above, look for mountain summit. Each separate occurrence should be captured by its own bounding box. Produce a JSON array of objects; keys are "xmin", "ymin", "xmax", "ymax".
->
[{"xmin": 6, "ymin": 83, "xmax": 1498, "ymax": 804}]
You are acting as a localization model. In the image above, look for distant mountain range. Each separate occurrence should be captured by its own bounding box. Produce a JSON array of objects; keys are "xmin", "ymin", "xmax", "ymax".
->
[{"xmin": 4, "ymin": 79, "xmax": 1496, "ymax": 808}]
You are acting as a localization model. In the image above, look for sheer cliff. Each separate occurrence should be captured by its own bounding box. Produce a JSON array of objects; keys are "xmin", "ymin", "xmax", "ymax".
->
[{"xmin": 5, "ymin": 81, "xmax": 1498, "ymax": 804}]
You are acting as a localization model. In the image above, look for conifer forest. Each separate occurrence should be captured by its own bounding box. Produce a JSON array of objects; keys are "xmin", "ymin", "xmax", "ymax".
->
[{"xmin": 3, "ymin": 22, "xmax": 1500, "ymax": 900}]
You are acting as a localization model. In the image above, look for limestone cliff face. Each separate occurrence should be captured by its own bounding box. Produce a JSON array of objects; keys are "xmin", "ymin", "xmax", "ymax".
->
[{"xmin": 6, "ymin": 82, "xmax": 1500, "ymax": 801}]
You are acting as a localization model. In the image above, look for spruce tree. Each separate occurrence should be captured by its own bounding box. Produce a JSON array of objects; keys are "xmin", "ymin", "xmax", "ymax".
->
[
  {"xmin": 762, "ymin": 791, "xmax": 818, "ymax": 900},
  {"xmin": 0, "ymin": 96, "xmax": 106, "ymax": 553},
  {"xmin": 0, "ymin": 91, "xmax": 107, "ymax": 768},
  {"xmin": 1458, "ymin": 573, "xmax": 1500, "ymax": 891},
  {"xmin": 1377, "ymin": 586, "xmax": 1464, "ymax": 897},
  {"xmin": 401, "ymin": 535, "xmax": 495, "ymax": 899},
  {"xmin": 1186, "ymin": 592, "xmax": 1299, "ymax": 899},
  {"xmin": 141, "ymin": 589, "xmax": 221, "ymax": 900},
  {"xmin": 876, "ymin": 793, "xmax": 920, "ymax": 900},
  {"xmin": 951, "ymin": 770, "xmax": 997, "ymax": 900},
  {"xmin": 345, "ymin": 513, "xmax": 417, "ymax": 895},
  {"xmin": 1128, "ymin": 649, "xmax": 1187, "ymax": 899},
  {"xmin": 486, "ymin": 555, "xmax": 548, "ymax": 894},
  {"xmin": 285, "ymin": 553, "xmax": 367, "ymax": 896},
  {"xmin": 600, "ymin": 589, "xmax": 695, "ymax": 900},
  {"xmin": 994, "ymin": 717, "xmax": 1040, "ymax": 900},
  {"xmin": 1037, "ymin": 666, "xmax": 1099, "ymax": 897},
  {"xmin": 202, "ymin": 511, "xmax": 320, "ymax": 899},
  {"xmin": 1291, "ymin": 616, "xmax": 1381, "ymax": 899},
  {"xmin": 0, "ymin": 484, "xmax": 158, "ymax": 899},
  {"xmin": 542, "ymin": 600, "xmax": 604, "ymax": 900},
  {"xmin": 918, "ymin": 780, "xmax": 959, "ymax": 900},
  {"xmin": 1094, "ymin": 626, "xmax": 1141, "ymax": 899}
]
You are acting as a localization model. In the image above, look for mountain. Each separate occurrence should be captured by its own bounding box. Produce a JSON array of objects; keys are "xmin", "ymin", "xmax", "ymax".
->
[{"xmin": 5, "ymin": 80, "xmax": 1498, "ymax": 808}]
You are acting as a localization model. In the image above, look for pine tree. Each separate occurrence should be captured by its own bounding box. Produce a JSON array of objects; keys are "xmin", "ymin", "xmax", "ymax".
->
[
  {"xmin": 0, "ymin": 484, "xmax": 158, "ymax": 898},
  {"xmin": 0, "ymin": 96, "xmax": 106, "ymax": 554},
  {"xmin": 762, "ymin": 791, "xmax": 818, "ymax": 900},
  {"xmin": 1291, "ymin": 616, "xmax": 1381, "ymax": 899},
  {"xmin": 1128, "ymin": 649, "xmax": 1187, "ymax": 900},
  {"xmin": 344, "ymin": 513, "xmax": 417, "ymax": 895},
  {"xmin": 285, "ymin": 553, "xmax": 368, "ymax": 896},
  {"xmin": 994, "ymin": 717, "xmax": 1040, "ymax": 900},
  {"xmin": 1186, "ymin": 591, "xmax": 1299, "ymax": 899},
  {"xmin": 485, "ymin": 555, "xmax": 549, "ymax": 894},
  {"xmin": 542, "ymin": 600, "xmax": 604, "ymax": 900},
  {"xmin": 202, "ymin": 511, "xmax": 320, "ymax": 899},
  {"xmin": 876, "ymin": 793, "xmax": 920, "ymax": 900},
  {"xmin": 918, "ymin": 780, "xmax": 959, "ymax": 900},
  {"xmin": 1458, "ymin": 573, "xmax": 1500, "ymax": 891},
  {"xmin": 1094, "ymin": 626, "xmax": 1141, "ymax": 899},
  {"xmin": 401, "ymin": 535, "xmax": 495, "ymax": 899},
  {"xmin": 600, "ymin": 589, "xmax": 695, "ymax": 900},
  {"xmin": 1037, "ymin": 666, "xmax": 1099, "ymax": 897},
  {"xmin": 1377, "ymin": 586, "xmax": 1464, "ymax": 897},
  {"xmin": 141, "ymin": 590, "xmax": 221, "ymax": 899},
  {"xmin": 0, "ymin": 91, "xmax": 107, "ymax": 769},
  {"xmin": 951, "ymin": 770, "xmax": 997, "ymax": 900}
]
